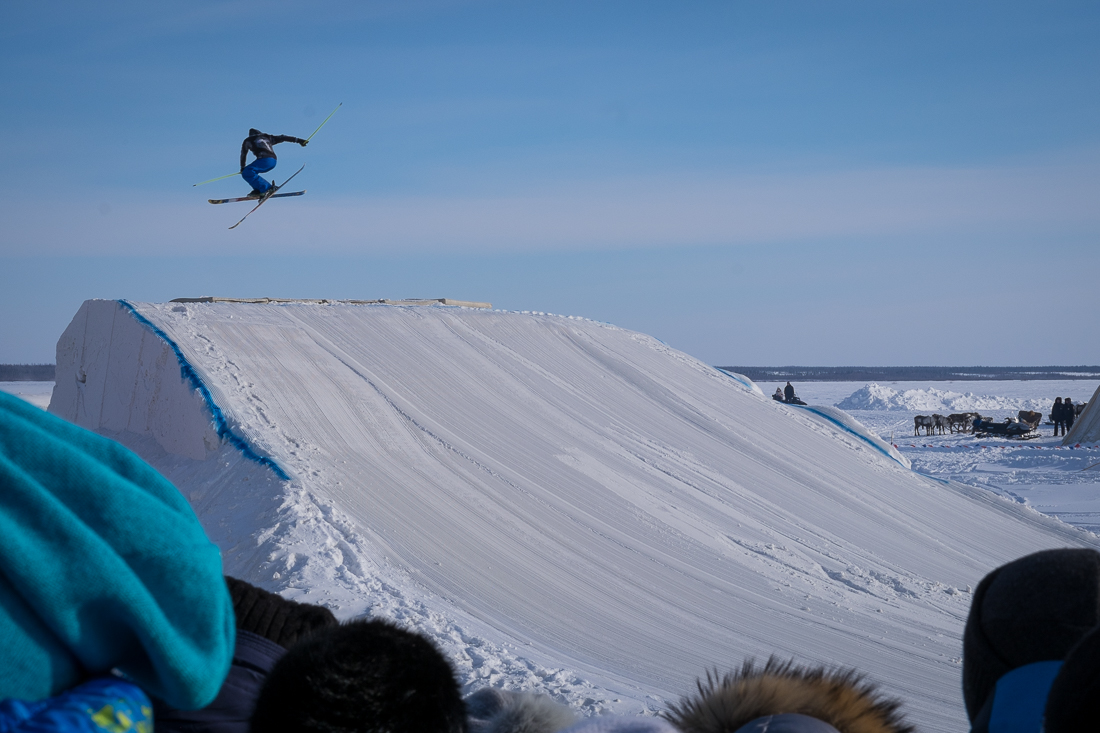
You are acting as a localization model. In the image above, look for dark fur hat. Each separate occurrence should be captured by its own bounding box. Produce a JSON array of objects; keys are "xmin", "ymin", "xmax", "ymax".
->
[
  {"xmin": 226, "ymin": 576, "xmax": 337, "ymax": 649},
  {"xmin": 250, "ymin": 617, "xmax": 466, "ymax": 733},
  {"xmin": 664, "ymin": 657, "xmax": 913, "ymax": 733},
  {"xmin": 961, "ymin": 548, "xmax": 1100, "ymax": 720}
]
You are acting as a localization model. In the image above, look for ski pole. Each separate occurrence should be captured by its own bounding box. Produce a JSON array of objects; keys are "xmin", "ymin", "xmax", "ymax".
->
[
  {"xmin": 306, "ymin": 102, "xmax": 342, "ymax": 142},
  {"xmin": 193, "ymin": 171, "xmax": 241, "ymax": 187}
]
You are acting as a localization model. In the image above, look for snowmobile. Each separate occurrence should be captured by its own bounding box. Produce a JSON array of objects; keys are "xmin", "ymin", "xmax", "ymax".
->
[{"xmin": 971, "ymin": 417, "xmax": 1039, "ymax": 439}]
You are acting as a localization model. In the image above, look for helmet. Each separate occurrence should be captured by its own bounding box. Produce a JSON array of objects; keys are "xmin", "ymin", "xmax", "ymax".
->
[{"xmin": 249, "ymin": 128, "xmax": 261, "ymax": 136}]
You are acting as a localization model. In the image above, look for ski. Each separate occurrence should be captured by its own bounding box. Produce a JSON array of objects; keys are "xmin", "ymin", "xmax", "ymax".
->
[
  {"xmin": 227, "ymin": 164, "xmax": 305, "ymax": 230},
  {"xmin": 209, "ymin": 191, "xmax": 305, "ymax": 204}
]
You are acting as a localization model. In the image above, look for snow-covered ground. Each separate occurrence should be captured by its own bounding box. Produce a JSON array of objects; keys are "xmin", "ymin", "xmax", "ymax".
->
[
  {"xmin": 0, "ymin": 380, "xmax": 52, "ymax": 409},
  {"xmin": 25, "ymin": 301, "xmax": 1100, "ymax": 733},
  {"xmin": 760, "ymin": 381, "xmax": 1100, "ymax": 534}
]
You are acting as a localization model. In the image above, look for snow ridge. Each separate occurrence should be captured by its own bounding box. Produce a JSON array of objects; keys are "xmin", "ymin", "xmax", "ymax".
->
[{"xmin": 837, "ymin": 382, "xmax": 1051, "ymax": 413}]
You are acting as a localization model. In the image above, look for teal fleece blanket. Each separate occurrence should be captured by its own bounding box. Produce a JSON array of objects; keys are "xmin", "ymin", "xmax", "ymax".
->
[{"xmin": 0, "ymin": 392, "xmax": 234, "ymax": 709}]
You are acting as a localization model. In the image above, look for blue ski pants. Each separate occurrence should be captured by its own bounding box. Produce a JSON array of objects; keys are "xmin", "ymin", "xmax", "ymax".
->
[{"xmin": 241, "ymin": 157, "xmax": 277, "ymax": 193}]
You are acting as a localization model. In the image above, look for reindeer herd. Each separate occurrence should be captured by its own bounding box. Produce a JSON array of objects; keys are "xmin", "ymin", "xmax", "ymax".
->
[
  {"xmin": 913, "ymin": 410, "xmax": 1045, "ymax": 436},
  {"xmin": 913, "ymin": 412, "xmax": 980, "ymax": 436}
]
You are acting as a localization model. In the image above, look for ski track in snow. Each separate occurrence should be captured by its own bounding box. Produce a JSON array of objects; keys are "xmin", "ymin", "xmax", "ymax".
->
[{"xmin": 44, "ymin": 302, "xmax": 1100, "ymax": 733}]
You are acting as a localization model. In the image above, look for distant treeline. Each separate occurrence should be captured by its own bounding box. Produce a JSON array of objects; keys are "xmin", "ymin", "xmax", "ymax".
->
[
  {"xmin": 719, "ymin": 366, "xmax": 1100, "ymax": 382},
  {"xmin": 0, "ymin": 364, "xmax": 55, "ymax": 381}
]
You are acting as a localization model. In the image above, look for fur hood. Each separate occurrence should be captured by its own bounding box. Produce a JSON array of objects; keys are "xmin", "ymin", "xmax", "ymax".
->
[
  {"xmin": 467, "ymin": 688, "xmax": 578, "ymax": 733},
  {"xmin": 665, "ymin": 658, "xmax": 914, "ymax": 733}
]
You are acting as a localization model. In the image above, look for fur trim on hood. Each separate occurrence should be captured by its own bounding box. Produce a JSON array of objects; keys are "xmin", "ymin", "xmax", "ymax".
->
[
  {"xmin": 467, "ymin": 688, "xmax": 577, "ymax": 733},
  {"xmin": 664, "ymin": 658, "xmax": 914, "ymax": 733}
]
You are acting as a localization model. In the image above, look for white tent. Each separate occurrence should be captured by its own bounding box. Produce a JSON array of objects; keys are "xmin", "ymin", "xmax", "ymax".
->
[{"xmin": 1064, "ymin": 382, "xmax": 1100, "ymax": 445}]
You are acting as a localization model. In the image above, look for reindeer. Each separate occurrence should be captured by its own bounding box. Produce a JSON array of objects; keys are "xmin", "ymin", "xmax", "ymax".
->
[
  {"xmin": 932, "ymin": 414, "xmax": 949, "ymax": 435},
  {"xmin": 914, "ymin": 415, "xmax": 935, "ymax": 436},
  {"xmin": 947, "ymin": 413, "xmax": 970, "ymax": 433}
]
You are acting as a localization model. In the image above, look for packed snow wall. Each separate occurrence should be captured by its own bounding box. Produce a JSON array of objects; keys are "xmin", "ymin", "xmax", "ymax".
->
[
  {"xmin": 51, "ymin": 299, "xmax": 1099, "ymax": 733},
  {"xmin": 1065, "ymin": 382, "xmax": 1100, "ymax": 445}
]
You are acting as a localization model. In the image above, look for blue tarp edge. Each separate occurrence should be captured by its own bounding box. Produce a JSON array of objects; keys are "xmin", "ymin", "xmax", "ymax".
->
[
  {"xmin": 116, "ymin": 300, "xmax": 291, "ymax": 481},
  {"xmin": 791, "ymin": 403, "xmax": 910, "ymax": 469}
]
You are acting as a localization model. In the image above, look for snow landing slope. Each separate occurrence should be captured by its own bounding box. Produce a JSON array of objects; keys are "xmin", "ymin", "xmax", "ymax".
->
[{"xmin": 51, "ymin": 300, "xmax": 1098, "ymax": 733}]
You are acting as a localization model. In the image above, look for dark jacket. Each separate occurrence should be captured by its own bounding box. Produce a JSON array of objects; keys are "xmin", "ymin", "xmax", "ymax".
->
[
  {"xmin": 784, "ymin": 384, "xmax": 795, "ymax": 402},
  {"xmin": 665, "ymin": 658, "xmax": 913, "ymax": 733},
  {"xmin": 240, "ymin": 132, "xmax": 305, "ymax": 168},
  {"xmin": 153, "ymin": 629, "xmax": 286, "ymax": 733},
  {"xmin": 153, "ymin": 577, "xmax": 338, "ymax": 733},
  {"xmin": 1051, "ymin": 400, "xmax": 1066, "ymax": 423}
]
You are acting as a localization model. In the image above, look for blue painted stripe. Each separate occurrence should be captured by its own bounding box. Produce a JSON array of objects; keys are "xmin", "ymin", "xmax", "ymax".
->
[
  {"xmin": 117, "ymin": 300, "xmax": 291, "ymax": 481},
  {"xmin": 715, "ymin": 367, "xmax": 758, "ymax": 393},
  {"xmin": 790, "ymin": 404, "xmax": 907, "ymax": 467},
  {"xmin": 915, "ymin": 471, "xmax": 952, "ymax": 485}
]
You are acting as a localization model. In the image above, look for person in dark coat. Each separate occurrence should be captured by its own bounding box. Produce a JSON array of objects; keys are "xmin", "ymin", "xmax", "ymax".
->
[
  {"xmin": 1052, "ymin": 397, "xmax": 1066, "ymax": 437},
  {"xmin": 962, "ymin": 548, "xmax": 1100, "ymax": 733},
  {"xmin": 1044, "ymin": 619, "xmax": 1100, "ymax": 732},
  {"xmin": 1064, "ymin": 398, "xmax": 1076, "ymax": 433},
  {"xmin": 153, "ymin": 576, "xmax": 338, "ymax": 733},
  {"xmin": 784, "ymin": 382, "xmax": 796, "ymax": 403}
]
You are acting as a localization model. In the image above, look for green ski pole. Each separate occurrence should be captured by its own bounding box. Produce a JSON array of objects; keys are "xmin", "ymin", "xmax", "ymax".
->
[
  {"xmin": 193, "ymin": 171, "xmax": 241, "ymax": 187},
  {"xmin": 306, "ymin": 102, "xmax": 343, "ymax": 142}
]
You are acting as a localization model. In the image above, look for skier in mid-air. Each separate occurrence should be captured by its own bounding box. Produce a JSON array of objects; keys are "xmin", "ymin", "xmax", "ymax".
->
[{"xmin": 240, "ymin": 128, "xmax": 309, "ymax": 198}]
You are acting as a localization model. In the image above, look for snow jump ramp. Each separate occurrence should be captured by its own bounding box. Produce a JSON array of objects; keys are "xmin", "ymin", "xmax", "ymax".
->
[{"xmin": 51, "ymin": 299, "xmax": 1098, "ymax": 732}]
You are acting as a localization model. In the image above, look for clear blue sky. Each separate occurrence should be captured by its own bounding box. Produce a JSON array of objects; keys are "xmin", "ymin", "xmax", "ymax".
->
[{"xmin": 2, "ymin": 1, "xmax": 1098, "ymax": 365}]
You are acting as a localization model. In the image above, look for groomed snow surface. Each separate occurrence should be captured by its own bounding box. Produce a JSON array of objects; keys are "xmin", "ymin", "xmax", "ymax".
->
[{"xmin": 46, "ymin": 300, "xmax": 1100, "ymax": 733}]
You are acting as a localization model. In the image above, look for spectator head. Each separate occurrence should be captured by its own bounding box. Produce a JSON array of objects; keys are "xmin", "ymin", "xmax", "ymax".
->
[
  {"xmin": 226, "ymin": 576, "xmax": 337, "ymax": 648},
  {"xmin": 666, "ymin": 657, "xmax": 912, "ymax": 733},
  {"xmin": 962, "ymin": 548, "xmax": 1100, "ymax": 722},
  {"xmin": 1044, "ymin": 622, "xmax": 1100, "ymax": 732},
  {"xmin": 250, "ymin": 618, "xmax": 466, "ymax": 733}
]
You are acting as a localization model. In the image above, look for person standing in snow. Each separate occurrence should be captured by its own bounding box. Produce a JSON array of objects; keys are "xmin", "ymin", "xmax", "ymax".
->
[
  {"xmin": 1064, "ymin": 398, "xmax": 1076, "ymax": 434},
  {"xmin": 1052, "ymin": 397, "xmax": 1066, "ymax": 436},
  {"xmin": 783, "ymin": 382, "xmax": 795, "ymax": 403},
  {"xmin": 240, "ymin": 128, "xmax": 308, "ymax": 198}
]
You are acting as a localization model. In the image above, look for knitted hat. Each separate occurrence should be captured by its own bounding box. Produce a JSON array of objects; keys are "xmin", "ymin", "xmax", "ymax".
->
[
  {"xmin": 225, "ymin": 576, "xmax": 337, "ymax": 648},
  {"xmin": 1043, "ymin": 623, "xmax": 1100, "ymax": 732},
  {"xmin": 250, "ymin": 618, "xmax": 466, "ymax": 733},
  {"xmin": 0, "ymin": 392, "xmax": 234, "ymax": 709},
  {"xmin": 962, "ymin": 548, "xmax": 1100, "ymax": 720}
]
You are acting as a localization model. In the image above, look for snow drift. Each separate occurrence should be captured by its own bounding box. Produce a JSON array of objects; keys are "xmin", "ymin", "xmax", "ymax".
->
[
  {"xmin": 50, "ymin": 299, "xmax": 1098, "ymax": 733},
  {"xmin": 837, "ymin": 382, "xmax": 1051, "ymax": 413}
]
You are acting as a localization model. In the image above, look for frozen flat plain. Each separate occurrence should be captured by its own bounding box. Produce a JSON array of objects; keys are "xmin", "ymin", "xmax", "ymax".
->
[
  {"xmin": 0, "ymin": 381, "xmax": 53, "ymax": 409},
  {"xmin": 762, "ymin": 380, "xmax": 1100, "ymax": 534}
]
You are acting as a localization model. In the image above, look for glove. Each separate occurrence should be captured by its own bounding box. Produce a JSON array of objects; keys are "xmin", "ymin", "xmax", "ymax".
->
[{"xmin": 299, "ymin": 139, "xmax": 309, "ymax": 147}]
